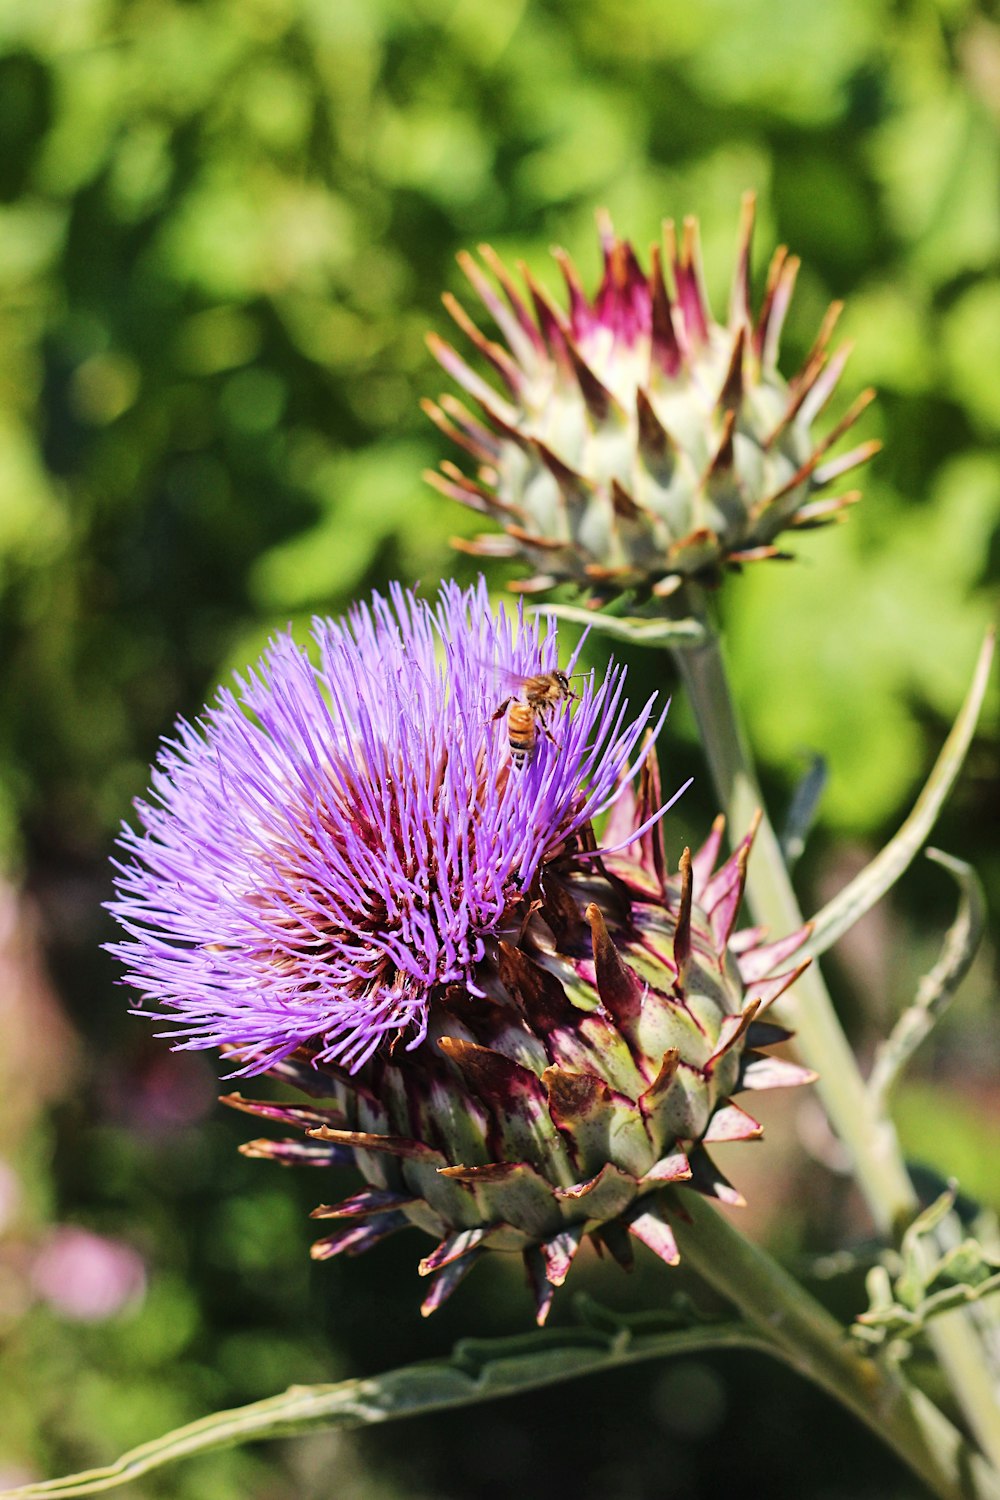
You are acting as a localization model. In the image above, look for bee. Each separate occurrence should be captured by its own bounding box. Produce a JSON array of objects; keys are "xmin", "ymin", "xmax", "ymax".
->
[{"xmin": 491, "ymin": 670, "xmax": 581, "ymax": 768}]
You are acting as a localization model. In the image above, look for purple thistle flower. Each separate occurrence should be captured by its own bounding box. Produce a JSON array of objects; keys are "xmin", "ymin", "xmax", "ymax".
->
[{"xmin": 109, "ymin": 578, "xmax": 677, "ymax": 1077}]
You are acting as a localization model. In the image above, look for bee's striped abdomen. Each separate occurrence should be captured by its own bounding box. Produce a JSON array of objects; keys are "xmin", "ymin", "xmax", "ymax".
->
[{"xmin": 506, "ymin": 702, "xmax": 537, "ymax": 768}]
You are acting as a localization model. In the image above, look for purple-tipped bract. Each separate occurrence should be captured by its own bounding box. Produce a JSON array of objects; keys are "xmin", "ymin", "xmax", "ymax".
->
[{"xmin": 425, "ymin": 195, "xmax": 879, "ymax": 602}]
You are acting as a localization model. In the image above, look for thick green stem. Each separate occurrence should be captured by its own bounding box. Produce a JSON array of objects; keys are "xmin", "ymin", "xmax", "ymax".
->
[
  {"xmin": 674, "ymin": 618, "xmax": 916, "ymax": 1224},
  {"xmin": 673, "ymin": 1191, "xmax": 1000, "ymax": 1500},
  {"xmin": 670, "ymin": 593, "xmax": 1000, "ymax": 1473}
]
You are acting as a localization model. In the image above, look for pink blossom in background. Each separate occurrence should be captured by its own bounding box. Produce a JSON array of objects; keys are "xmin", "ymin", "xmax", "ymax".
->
[
  {"xmin": 0, "ymin": 1467, "xmax": 36, "ymax": 1491},
  {"xmin": 31, "ymin": 1226, "xmax": 146, "ymax": 1322},
  {"xmin": 102, "ymin": 1048, "xmax": 218, "ymax": 1136},
  {"xmin": 0, "ymin": 1159, "xmax": 21, "ymax": 1235}
]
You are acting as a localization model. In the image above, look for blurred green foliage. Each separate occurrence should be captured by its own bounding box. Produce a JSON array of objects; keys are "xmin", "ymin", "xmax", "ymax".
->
[{"xmin": 0, "ymin": 0, "xmax": 997, "ymax": 1496}]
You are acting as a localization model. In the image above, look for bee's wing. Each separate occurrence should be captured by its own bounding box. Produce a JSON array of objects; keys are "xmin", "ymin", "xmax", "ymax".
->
[{"xmin": 466, "ymin": 653, "xmax": 534, "ymax": 695}]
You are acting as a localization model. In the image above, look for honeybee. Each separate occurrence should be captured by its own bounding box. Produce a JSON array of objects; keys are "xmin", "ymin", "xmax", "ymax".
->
[{"xmin": 491, "ymin": 670, "xmax": 581, "ymax": 768}]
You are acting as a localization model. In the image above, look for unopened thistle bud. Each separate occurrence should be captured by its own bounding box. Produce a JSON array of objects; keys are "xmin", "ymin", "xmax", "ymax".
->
[{"xmin": 425, "ymin": 194, "xmax": 878, "ymax": 603}]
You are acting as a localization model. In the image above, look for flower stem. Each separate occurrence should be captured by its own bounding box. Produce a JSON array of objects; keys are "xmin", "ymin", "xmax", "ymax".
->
[
  {"xmin": 673, "ymin": 1189, "xmax": 1000, "ymax": 1500},
  {"xmin": 669, "ymin": 590, "xmax": 1000, "ymax": 1473}
]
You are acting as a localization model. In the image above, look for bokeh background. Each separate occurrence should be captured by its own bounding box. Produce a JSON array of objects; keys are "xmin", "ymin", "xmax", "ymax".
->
[{"xmin": 1, "ymin": 0, "xmax": 998, "ymax": 1495}]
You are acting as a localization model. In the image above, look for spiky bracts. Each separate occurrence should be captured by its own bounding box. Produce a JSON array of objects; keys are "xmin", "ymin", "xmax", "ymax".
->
[
  {"xmin": 227, "ymin": 769, "xmax": 813, "ymax": 1326},
  {"xmin": 425, "ymin": 193, "xmax": 878, "ymax": 603}
]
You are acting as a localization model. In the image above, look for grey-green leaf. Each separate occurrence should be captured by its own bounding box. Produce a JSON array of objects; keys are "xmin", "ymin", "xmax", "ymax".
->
[
  {"xmin": 532, "ymin": 602, "xmax": 708, "ymax": 648},
  {"xmin": 779, "ymin": 751, "xmax": 828, "ymax": 868},
  {"xmin": 803, "ymin": 630, "xmax": 994, "ymax": 961},
  {"xmin": 854, "ymin": 1189, "xmax": 1000, "ymax": 1348},
  {"xmin": 0, "ymin": 1318, "xmax": 764, "ymax": 1498},
  {"xmin": 867, "ymin": 850, "xmax": 987, "ymax": 1111}
]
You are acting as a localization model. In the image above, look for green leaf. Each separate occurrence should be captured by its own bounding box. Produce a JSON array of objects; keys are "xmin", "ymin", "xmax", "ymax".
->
[
  {"xmin": 853, "ymin": 1189, "xmax": 1000, "ymax": 1348},
  {"xmin": 532, "ymin": 602, "xmax": 707, "ymax": 648},
  {"xmin": 867, "ymin": 850, "xmax": 987, "ymax": 1110},
  {"xmin": 804, "ymin": 631, "xmax": 994, "ymax": 960},
  {"xmin": 0, "ymin": 1314, "xmax": 764, "ymax": 1498},
  {"xmin": 779, "ymin": 751, "xmax": 828, "ymax": 868}
]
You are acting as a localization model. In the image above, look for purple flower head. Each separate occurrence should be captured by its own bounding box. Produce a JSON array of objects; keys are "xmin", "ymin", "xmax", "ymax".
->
[{"xmin": 110, "ymin": 579, "xmax": 679, "ymax": 1077}]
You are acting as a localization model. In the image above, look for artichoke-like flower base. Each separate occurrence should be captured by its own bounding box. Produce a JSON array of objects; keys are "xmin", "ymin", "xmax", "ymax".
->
[
  {"xmin": 228, "ymin": 766, "xmax": 812, "ymax": 1325},
  {"xmin": 426, "ymin": 194, "xmax": 879, "ymax": 604}
]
